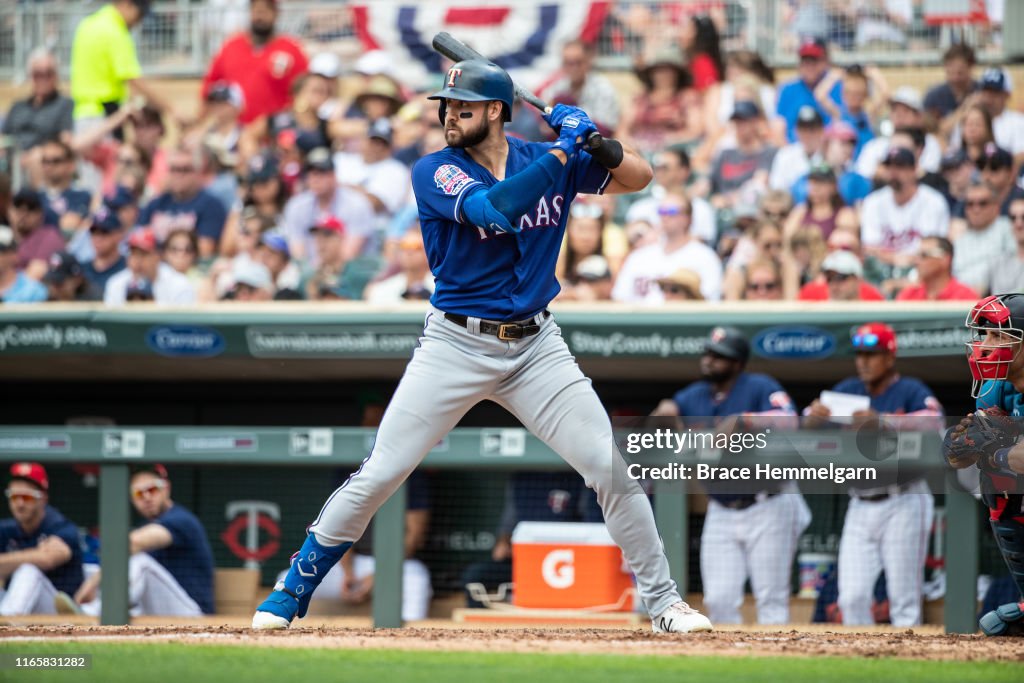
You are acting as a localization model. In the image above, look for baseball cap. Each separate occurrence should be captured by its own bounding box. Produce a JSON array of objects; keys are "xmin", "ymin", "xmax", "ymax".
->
[
  {"xmin": 796, "ymin": 105, "xmax": 824, "ymax": 128},
  {"xmin": 12, "ymin": 188, "xmax": 42, "ymax": 211},
  {"xmin": 9, "ymin": 462, "xmax": 48, "ymax": 491},
  {"xmin": 978, "ymin": 143, "xmax": 1013, "ymax": 171},
  {"xmin": 304, "ymin": 147, "xmax": 335, "ymax": 173},
  {"xmin": 657, "ymin": 268, "xmax": 704, "ymax": 300},
  {"xmin": 132, "ymin": 463, "xmax": 168, "ymax": 480},
  {"xmin": 940, "ymin": 148, "xmax": 968, "ymax": 171},
  {"xmin": 980, "ymin": 67, "xmax": 1011, "ymax": 93},
  {"xmin": 206, "ymin": 82, "xmax": 245, "ymax": 109},
  {"xmin": 730, "ymin": 100, "xmax": 762, "ymax": 121},
  {"xmin": 881, "ymin": 146, "xmax": 916, "ymax": 168},
  {"xmin": 44, "ymin": 251, "xmax": 83, "ymax": 285},
  {"xmin": 798, "ymin": 37, "xmax": 827, "ymax": 60},
  {"xmin": 104, "ymin": 185, "xmax": 137, "ymax": 212},
  {"xmin": 127, "ymin": 227, "xmax": 158, "ymax": 253},
  {"xmin": 259, "ymin": 232, "xmax": 290, "ymax": 259},
  {"xmin": 126, "ymin": 278, "xmax": 155, "ymax": 301},
  {"xmin": 309, "ymin": 215, "xmax": 345, "ymax": 235},
  {"xmin": 851, "ymin": 322, "xmax": 897, "ymax": 354},
  {"xmin": 807, "ymin": 162, "xmax": 836, "ymax": 181},
  {"xmin": 232, "ymin": 259, "xmax": 273, "ymax": 291},
  {"xmin": 889, "ymin": 86, "xmax": 923, "ymax": 113},
  {"xmin": 704, "ymin": 326, "xmax": 749, "ymax": 362},
  {"xmin": 91, "ymin": 206, "xmax": 122, "ymax": 233},
  {"xmin": 368, "ymin": 118, "xmax": 393, "ymax": 145},
  {"xmin": 575, "ymin": 255, "xmax": 612, "ymax": 283},
  {"xmin": 309, "ymin": 52, "xmax": 341, "ymax": 80},
  {"xmin": 246, "ymin": 153, "xmax": 279, "ymax": 184},
  {"xmin": 821, "ymin": 249, "xmax": 863, "ymax": 278},
  {"xmin": 354, "ymin": 50, "xmax": 391, "ymax": 77},
  {"xmin": 825, "ymin": 121, "xmax": 858, "ymax": 142},
  {"xmin": 0, "ymin": 225, "xmax": 15, "ymax": 251}
]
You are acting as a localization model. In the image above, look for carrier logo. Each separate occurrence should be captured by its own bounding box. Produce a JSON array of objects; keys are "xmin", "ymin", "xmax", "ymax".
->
[
  {"xmin": 146, "ymin": 326, "xmax": 225, "ymax": 358},
  {"xmin": 541, "ymin": 549, "xmax": 575, "ymax": 589},
  {"xmin": 753, "ymin": 326, "xmax": 836, "ymax": 360}
]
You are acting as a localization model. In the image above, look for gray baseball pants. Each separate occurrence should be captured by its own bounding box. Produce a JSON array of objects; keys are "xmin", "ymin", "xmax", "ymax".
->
[{"xmin": 308, "ymin": 307, "xmax": 682, "ymax": 617}]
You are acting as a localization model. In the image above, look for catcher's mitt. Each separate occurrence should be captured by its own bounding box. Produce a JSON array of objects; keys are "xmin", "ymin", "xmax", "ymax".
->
[{"xmin": 942, "ymin": 406, "xmax": 1020, "ymax": 469}]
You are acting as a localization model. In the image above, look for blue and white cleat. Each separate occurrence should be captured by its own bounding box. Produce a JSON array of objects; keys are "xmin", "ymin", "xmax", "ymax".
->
[{"xmin": 251, "ymin": 533, "xmax": 351, "ymax": 631}]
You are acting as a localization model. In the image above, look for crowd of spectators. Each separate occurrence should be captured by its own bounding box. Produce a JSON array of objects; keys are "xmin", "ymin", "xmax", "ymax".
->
[{"xmin": 1, "ymin": 0, "xmax": 1023, "ymax": 307}]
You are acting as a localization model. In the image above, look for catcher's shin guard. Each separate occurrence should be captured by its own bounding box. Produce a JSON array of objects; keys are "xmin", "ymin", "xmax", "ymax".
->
[
  {"xmin": 980, "ymin": 519, "xmax": 1024, "ymax": 636},
  {"xmin": 992, "ymin": 519, "xmax": 1024, "ymax": 597},
  {"xmin": 253, "ymin": 533, "xmax": 351, "ymax": 628}
]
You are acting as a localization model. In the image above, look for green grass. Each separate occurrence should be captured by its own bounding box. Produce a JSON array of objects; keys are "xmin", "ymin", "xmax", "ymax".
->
[{"xmin": 0, "ymin": 641, "xmax": 1016, "ymax": 683}]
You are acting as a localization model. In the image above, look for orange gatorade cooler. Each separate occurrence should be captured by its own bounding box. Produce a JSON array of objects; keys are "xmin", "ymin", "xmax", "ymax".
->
[{"xmin": 511, "ymin": 522, "xmax": 634, "ymax": 610}]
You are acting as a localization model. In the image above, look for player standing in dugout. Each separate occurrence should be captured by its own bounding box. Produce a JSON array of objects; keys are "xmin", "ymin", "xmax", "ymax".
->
[{"xmin": 252, "ymin": 59, "xmax": 712, "ymax": 634}]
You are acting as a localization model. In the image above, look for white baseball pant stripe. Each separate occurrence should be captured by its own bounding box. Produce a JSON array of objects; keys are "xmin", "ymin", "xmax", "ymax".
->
[
  {"xmin": 310, "ymin": 309, "xmax": 683, "ymax": 617},
  {"xmin": 838, "ymin": 480, "xmax": 934, "ymax": 626},
  {"xmin": 700, "ymin": 486, "xmax": 811, "ymax": 624},
  {"xmin": 279, "ymin": 553, "xmax": 432, "ymax": 621},
  {"xmin": 0, "ymin": 564, "xmax": 59, "ymax": 616},
  {"xmin": 82, "ymin": 553, "xmax": 202, "ymax": 617}
]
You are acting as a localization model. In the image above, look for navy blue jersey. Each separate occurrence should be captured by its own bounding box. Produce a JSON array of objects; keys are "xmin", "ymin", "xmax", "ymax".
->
[
  {"xmin": 43, "ymin": 188, "xmax": 92, "ymax": 226},
  {"xmin": 673, "ymin": 372, "xmax": 795, "ymax": 422},
  {"xmin": 674, "ymin": 373, "xmax": 795, "ymax": 504},
  {"xmin": 138, "ymin": 190, "xmax": 228, "ymax": 245},
  {"xmin": 411, "ymin": 136, "xmax": 611, "ymax": 320},
  {"xmin": 82, "ymin": 255, "xmax": 126, "ymax": 292},
  {"xmin": 830, "ymin": 375, "xmax": 942, "ymax": 415},
  {"xmin": 146, "ymin": 504, "xmax": 215, "ymax": 614},
  {"xmin": 976, "ymin": 380, "xmax": 1024, "ymax": 519},
  {"xmin": 498, "ymin": 472, "xmax": 603, "ymax": 536},
  {"xmin": 0, "ymin": 505, "xmax": 83, "ymax": 594}
]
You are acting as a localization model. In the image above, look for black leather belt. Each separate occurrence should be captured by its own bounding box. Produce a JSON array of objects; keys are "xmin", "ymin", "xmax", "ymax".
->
[
  {"xmin": 720, "ymin": 492, "xmax": 778, "ymax": 510},
  {"xmin": 853, "ymin": 482, "xmax": 916, "ymax": 502},
  {"xmin": 444, "ymin": 311, "xmax": 550, "ymax": 341}
]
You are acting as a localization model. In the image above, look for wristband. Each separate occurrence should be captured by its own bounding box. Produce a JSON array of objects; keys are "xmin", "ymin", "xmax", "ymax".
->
[
  {"xmin": 992, "ymin": 447, "xmax": 1015, "ymax": 475},
  {"xmin": 589, "ymin": 138, "xmax": 624, "ymax": 169}
]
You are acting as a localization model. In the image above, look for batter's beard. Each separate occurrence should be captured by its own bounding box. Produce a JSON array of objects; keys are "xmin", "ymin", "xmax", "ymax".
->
[
  {"xmin": 446, "ymin": 120, "xmax": 490, "ymax": 149},
  {"xmin": 701, "ymin": 368, "xmax": 734, "ymax": 384}
]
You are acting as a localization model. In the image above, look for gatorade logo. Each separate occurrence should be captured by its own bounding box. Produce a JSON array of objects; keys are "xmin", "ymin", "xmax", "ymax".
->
[{"xmin": 541, "ymin": 549, "xmax": 575, "ymax": 589}]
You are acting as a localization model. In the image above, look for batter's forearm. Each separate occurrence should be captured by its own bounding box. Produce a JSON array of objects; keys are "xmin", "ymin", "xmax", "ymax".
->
[{"xmin": 604, "ymin": 141, "xmax": 653, "ymax": 194}]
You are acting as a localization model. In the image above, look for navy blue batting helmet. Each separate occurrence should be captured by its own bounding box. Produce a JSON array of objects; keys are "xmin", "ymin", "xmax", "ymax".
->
[{"xmin": 428, "ymin": 59, "xmax": 514, "ymax": 125}]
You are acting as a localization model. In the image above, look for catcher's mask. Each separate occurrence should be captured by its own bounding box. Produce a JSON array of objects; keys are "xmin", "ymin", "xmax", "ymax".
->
[{"xmin": 966, "ymin": 294, "xmax": 1024, "ymax": 398}]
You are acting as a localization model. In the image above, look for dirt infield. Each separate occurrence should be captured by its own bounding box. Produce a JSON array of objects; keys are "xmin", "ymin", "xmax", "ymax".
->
[{"xmin": 2, "ymin": 624, "xmax": 1023, "ymax": 662}]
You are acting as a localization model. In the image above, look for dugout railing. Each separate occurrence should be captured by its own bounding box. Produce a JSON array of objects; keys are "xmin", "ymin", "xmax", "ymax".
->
[{"xmin": 0, "ymin": 425, "xmax": 979, "ymax": 633}]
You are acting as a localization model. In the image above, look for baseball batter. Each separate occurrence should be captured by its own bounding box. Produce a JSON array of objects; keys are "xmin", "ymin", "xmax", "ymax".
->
[
  {"xmin": 944, "ymin": 294, "xmax": 1024, "ymax": 636},
  {"xmin": 253, "ymin": 59, "xmax": 712, "ymax": 633}
]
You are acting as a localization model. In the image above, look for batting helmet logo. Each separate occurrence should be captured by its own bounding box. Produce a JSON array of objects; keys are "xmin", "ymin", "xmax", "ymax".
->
[{"xmin": 446, "ymin": 68, "xmax": 463, "ymax": 87}]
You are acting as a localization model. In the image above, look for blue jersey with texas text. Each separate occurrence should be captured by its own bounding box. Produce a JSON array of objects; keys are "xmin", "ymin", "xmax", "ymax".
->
[{"xmin": 411, "ymin": 136, "xmax": 611, "ymax": 320}]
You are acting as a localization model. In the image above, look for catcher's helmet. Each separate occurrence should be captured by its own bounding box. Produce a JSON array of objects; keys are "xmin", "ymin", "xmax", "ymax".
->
[
  {"xmin": 965, "ymin": 293, "xmax": 1024, "ymax": 398},
  {"xmin": 428, "ymin": 59, "xmax": 514, "ymax": 125}
]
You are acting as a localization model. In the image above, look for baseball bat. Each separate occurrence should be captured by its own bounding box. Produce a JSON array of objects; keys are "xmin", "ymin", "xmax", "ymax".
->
[{"xmin": 431, "ymin": 32, "xmax": 604, "ymax": 152}]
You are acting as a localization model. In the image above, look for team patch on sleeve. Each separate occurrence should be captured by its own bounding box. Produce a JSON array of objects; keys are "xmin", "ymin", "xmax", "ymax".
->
[
  {"xmin": 769, "ymin": 391, "xmax": 793, "ymax": 410},
  {"xmin": 434, "ymin": 164, "xmax": 475, "ymax": 196}
]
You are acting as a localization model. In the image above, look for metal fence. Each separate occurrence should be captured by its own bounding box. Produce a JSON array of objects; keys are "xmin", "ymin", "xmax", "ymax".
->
[{"xmin": 0, "ymin": 0, "xmax": 1011, "ymax": 83}]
